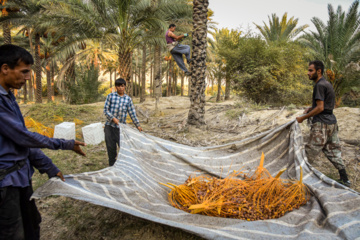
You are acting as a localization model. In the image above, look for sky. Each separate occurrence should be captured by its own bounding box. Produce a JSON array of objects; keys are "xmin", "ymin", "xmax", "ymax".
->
[{"xmin": 208, "ymin": 0, "xmax": 355, "ymax": 34}]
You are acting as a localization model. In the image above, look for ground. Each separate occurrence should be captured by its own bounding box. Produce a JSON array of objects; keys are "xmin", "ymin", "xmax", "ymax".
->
[{"xmin": 19, "ymin": 96, "xmax": 360, "ymax": 240}]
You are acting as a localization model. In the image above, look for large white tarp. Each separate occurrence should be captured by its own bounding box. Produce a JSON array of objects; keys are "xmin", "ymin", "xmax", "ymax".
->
[{"xmin": 33, "ymin": 121, "xmax": 360, "ymax": 239}]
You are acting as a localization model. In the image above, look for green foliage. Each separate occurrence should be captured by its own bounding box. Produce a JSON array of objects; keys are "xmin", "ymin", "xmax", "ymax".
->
[
  {"xmin": 218, "ymin": 36, "xmax": 312, "ymax": 105},
  {"xmin": 299, "ymin": 1, "xmax": 360, "ymax": 101},
  {"xmin": 67, "ymin": 64, "xmax": 106, "ymax": 104},
  {"xmin": 254, "ymin": 12, "xmax": 308, "ymax": 44}
]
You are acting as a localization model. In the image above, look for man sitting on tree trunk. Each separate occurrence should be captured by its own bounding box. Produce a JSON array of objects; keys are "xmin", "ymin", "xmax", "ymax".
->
[{"xmin": 165, "ymin": 24, "xmax": 192, "ymax": 76}]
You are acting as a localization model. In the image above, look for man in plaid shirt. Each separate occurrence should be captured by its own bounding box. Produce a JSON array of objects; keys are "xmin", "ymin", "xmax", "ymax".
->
[{"xmin": 104, "ymin": 78, "xmax": 143, "ymax": 166}]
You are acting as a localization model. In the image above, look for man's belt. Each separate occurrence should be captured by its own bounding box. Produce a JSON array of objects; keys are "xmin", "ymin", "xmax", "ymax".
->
[
  {"xmin": 0, "ymin": 160, "xmax": 27, "ymax": 181},
  {"xmin": 166, "ymin": 41, "xmax": 178, "ymax": 52},
  {"xmin": 320, "ymin": 109, "xmax": 333, "ymax": 115}
]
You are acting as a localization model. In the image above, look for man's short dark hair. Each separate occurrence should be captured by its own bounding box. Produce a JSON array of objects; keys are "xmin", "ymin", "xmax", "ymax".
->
[
  {"xmin": 115, "ymin": 78, "xmax": 126, "ymax": 86},
  {"xmin": 169, "ymin": 24, "xmax": 176, "ymax": 29},
  {"xmin": 309, "ymin": 60, "xmax": 324, "ymax": 75},
  {"xmin": 0, "ymin": 44, "xmax": 34, "ymax": 69}
]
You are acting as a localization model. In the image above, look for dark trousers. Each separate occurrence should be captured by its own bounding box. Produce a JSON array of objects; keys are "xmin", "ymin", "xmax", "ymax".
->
[
  {"xmin": 104, "ymin": 125, "xmax": 120, "ymax": 166},
  {"xmin": 0, "ymin": 185, "xmax": 41, "ymax": 240}
]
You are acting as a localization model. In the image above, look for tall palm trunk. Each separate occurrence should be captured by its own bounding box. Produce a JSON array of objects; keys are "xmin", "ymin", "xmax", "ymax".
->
[
  {"xmin": 188, "ymin": 0, "xmax": 208, "ymax": 125},
  {"xmin": 51, "ymin": 63, "xmax": 55, "ymax": 101},
  {"xmin": 216, "ymin": 76, "xmax": 221, "ymax": 102},
  {"xmin": 65, "ymin": 54, "xmax": 75, "ymax": 103},
  {"xmin": 150, "ymin": 46, "xmax": 153, "ymax": 97},
  {"xmin": 46, "ymin": 57, "xmax": 52, "ymax": 102},
  {"xmin": 225, "ymin": 70, "xmax": 230, "ymax": 100},
  {"xmin": 154, "ymin": 45, "xmax": 161, "ymax": 111},
  {"xmin": 130, "ymin": 69, "xmax": 134, "ymax": 95},
  {"xmin": 174, "ymin": 71, "xmax": 177, "ymax": 96},
  {"xmin": 118, "ymin": 49, "xmax": 132, "ymax": 96},
  {"xmin": 27, "ymin": 28, "xmax": 34, "ymax": 101},
  {"xmin": 140, "ymin": 44, "xmax": 146, "ymax": 103},
  {"xmin": 109, "ymin": 69, "xmax": 112, "ymax": 89},
  {"xmin": 34, "ymin": 33, "xmax": 42, "ymax": 103},
  {"xmin": 23, "ymin": 79, "xmax": 27, "ymax": 103},
  {"xmin": 211, "ymin": 78, "xmax": 214, "ymax": 93},
  {"xmin": 180, "ymin": 72, "xmax": 184, "ymax": 96},
  {"xmin": 168, "ymin": 60, "xmax": 172, "ymax": 96},
  {"xmin": 29, "ymin": 73, "xmax": 33, "ymax": 101},
  {"xmin": 3, "ymin": 22, "xmax": 11, "ymax": 44}
]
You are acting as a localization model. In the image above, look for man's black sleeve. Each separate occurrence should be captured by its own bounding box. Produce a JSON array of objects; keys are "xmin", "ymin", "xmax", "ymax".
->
[{"xmin": 313, "ymin": 83, "xmax": 326, "ymax": 101}]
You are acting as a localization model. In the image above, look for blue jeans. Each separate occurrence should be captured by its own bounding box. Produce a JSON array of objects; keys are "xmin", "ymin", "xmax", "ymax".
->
[{"xmin": 171, "ymin": 44, "xmax": 191, "ymax": 72}]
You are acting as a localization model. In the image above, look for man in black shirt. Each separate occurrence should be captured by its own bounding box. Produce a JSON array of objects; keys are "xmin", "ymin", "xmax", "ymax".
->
[{"xmin": 296, "ymin": 60, "xmax": 350, "ymax": 187}]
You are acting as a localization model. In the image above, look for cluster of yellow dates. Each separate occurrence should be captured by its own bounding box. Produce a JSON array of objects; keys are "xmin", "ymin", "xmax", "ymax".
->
[{"xmin": 161, "ymin": 153, "xmax": 310, "ymax": 221}]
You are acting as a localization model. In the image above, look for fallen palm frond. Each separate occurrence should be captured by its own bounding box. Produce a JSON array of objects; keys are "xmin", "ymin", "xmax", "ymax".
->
[
  {"xmin": 54, "ymin": 115, "xmax": 64, "ymax": 122},
  {"xmin": 24, "ymin": 117, "xmax": 54, "ymax": 138},
  {"xmin": 161, "ymin": 153, "xmax": 310, "ymax": 221},
  {"xmin": 74, "ymin": 118, "xmax": 84, "ymax": 126}
]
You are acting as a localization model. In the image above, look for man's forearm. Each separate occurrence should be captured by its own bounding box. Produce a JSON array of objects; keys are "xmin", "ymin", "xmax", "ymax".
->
[{"xmin": 299, "ymin": 106, "xmax": 323, "ymax": 121}]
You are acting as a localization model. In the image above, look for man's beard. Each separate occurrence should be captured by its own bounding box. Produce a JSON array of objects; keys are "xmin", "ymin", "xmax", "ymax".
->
[{"xmin": 310, "ymin": 72, "xmax": 318, "ymax": 81}]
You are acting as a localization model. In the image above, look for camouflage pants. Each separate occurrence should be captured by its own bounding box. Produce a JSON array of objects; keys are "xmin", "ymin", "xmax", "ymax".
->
[{"xmin": 305, "ymin": 122, "xmax": 345, "ymax": 170}]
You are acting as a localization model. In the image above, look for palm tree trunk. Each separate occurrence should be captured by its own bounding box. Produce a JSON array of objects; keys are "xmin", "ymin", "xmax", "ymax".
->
[
  {"xmin": 51, "ymin": 63, "xmax": 55, "ymax": 101},
  {"xmin": 130, "ymin": 69, "xmax": 134, "ymax": 95},
  {"xmin": 211, "ymin": 77, "xmax": 214, "ymax": 93},
  {"xmin": 24, "ymin": 79, "xmax": 27, "ymax": 103},
  {"xmin": 29, "ymin": 73, "xmax": 33, "ymax": 101},
  {"xmin": 35, "ymin": 33, "xmax": 42, "ymax": 103},
  {"xmin": 216, "ymin": 77, "xmax": 221, "ymax": 102},
  {"xmin": 136, "ymin": 72, "xmax": 139, "ymax": 97},
  {"xmin": 166, "ymin": 61, "xmax": 169, "ymax": 97},
  {"xmin": 168, "ymin": 60, "xmax": 172, "ymax": 96},
  {"xmin": 46, "ymin": 57, "xmax": 52, "ymax": 103},
  {"xmin": 225, "ymin": 70, "xmax": 230, "ymax": 100},
  {"xmin": 150, "ymin": 46, "xmax": 153, "ymax": 97},
  {"xmin": 181, "ymin": 72, "xmax": 184, "ymax": 96},
  {"xmin": 118, "ymin": 49, "xmax": 132, "ymax": 96},
  {"xmin": 154, "ymin": 45, "xmax": 161, "ymax": 111},
  {"xmin": 109, "ymin": 69, "xmax": 112, "ymax": 89},
  {"xmin": 3, "ymin": 22, "xmax": 11, "ymax": 44},
  {"xmin": 65, "ymin": 55, "xmax": 75, "ymax": 103},
  {"xmin": 140, "ymin": 44, "xmax": 146, "ymax": 103},
  {"xmin": 174, "ymin": 71, "xmax": 177, "ymax": 96},
  {"xmin": 188, "ymin": 0, "xmax": 208, "ymax": 125},
  {"xmin": 26, "ymin": 28, "xmax": 34, "ymax": 101}
]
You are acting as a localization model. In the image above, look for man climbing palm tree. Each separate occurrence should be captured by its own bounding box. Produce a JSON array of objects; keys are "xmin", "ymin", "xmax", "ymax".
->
[{"xmin": 166, "ymin": 24, "xmax": 192, "ymax": 76}]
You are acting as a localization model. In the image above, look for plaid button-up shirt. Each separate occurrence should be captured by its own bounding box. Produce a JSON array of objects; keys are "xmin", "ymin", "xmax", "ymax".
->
[{"xmin": 104, "ymin": 93, "xmax": 140, "ymax": 128}]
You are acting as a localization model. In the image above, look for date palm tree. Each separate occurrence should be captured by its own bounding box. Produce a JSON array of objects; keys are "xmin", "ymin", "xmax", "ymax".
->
[
  {"xmin": 254, "ymin": 12, "xmax": 308, "ymax": 44},
  {"xmin": 0, "ymin": 0, "xmax": 15, "ymax": 44},
  {"xmin": 187, "ymin": 0, "xmax": 209, "ymax": 126},
  {"xmin": 299, "ymin": 1, "xmax": 360, "ymax": 103},
  {"xmin": 0, "ymin": 0, "xmax": 46, "ymax": 103},
  {"xmin": 41, "ymin": 0, "xmax": 190, "ymax": 97}
]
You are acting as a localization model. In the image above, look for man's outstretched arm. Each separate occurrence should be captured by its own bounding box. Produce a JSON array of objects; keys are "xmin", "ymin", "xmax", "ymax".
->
[{"xmin": 168, "ymin": 31, "xmax": 185, "ymax": 41}]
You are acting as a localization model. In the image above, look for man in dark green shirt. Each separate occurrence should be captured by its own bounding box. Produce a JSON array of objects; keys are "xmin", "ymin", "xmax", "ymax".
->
[{"xmin": 296, "ymin": 60, "xmax": 350, "ymax": 187}]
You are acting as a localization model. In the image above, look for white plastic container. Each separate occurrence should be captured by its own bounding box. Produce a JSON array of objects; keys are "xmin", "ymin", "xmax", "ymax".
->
[
  {"xmin": 54, "ymin": 122, "xmax": 76, "ymax": 140},
  {"xmin": 82, "ymin": 122, "xmax": 104, "ymax": 145}
]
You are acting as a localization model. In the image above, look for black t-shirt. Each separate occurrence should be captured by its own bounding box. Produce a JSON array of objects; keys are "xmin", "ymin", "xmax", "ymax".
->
[{"xmin": 312, "ymin": 77, "xmax": 337, "ymax": 124}]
